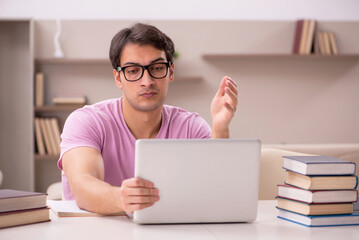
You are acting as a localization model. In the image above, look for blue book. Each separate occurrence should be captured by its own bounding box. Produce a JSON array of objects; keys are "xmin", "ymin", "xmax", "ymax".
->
[
  {"xmin": 283, "ymin": 155, "xmax": 356, "ymax": 176},
  {"xmin": 278, "ymin": 208, "xmax": 359, "ymax": 227}
]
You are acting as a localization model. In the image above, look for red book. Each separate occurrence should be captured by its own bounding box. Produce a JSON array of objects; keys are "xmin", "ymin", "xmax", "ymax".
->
[{"xmin": 293, "ymin": 19, "xmax": 304, "ymax": 54}]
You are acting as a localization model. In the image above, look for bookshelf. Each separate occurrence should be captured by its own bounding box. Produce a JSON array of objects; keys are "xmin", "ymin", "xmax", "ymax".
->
[
  {"xmin": 202, "ymin": 54, "xmax": 359, "ymax": 61},
  {"xmin": 2, "ymin": 19, "xmax": 358, "ymax": 194},
  {"xmin": 0, "ymin": 19, "xmax": 34, "ymax": 191}
]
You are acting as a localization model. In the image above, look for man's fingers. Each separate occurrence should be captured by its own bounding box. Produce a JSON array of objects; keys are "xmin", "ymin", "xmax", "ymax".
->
[
  {"xmin": 225, "ymin": 87, "xmax": 238, "ymax": 108},
  {"xmin": 226, "ymin": 79, "xmax": 238, "ymax": 96},
  {"xmin": 125, "ymin": 187, "xmax": 159, "ymax": 196},
  {"xmin": 122, "ymin": 178, "xmax": 154, "ymax": 188},
  {"xmin": 125, "ymin": 195, "xmax": 160, "ymax": 205},
  {"xmin": 216, "ymin": 76, "xmax": 230, "ymax": 97},
  {"xmin": 125, "ymin": 202, "xmax": 156, "ymax": 214}
]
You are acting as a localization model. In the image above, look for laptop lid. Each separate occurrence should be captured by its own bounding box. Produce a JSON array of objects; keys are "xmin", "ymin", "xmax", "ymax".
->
[{"xmin": 133, "ymin": 138, "xmax": 261, "ymax": 224}]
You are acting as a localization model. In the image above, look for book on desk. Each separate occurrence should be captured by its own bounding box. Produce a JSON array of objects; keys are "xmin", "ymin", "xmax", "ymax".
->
[
  {"xmin": 277, "ymin": 155, "xmax": 358, "ymax": 227},
  {"xmin": 0, "ymin": 189, "xmax": 50, "ymax": 229}
]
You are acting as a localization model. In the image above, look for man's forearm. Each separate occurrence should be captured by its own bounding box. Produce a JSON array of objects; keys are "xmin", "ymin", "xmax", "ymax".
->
[
  {"xmin": 211, "ymin": 125, "xmax": 229, "ymax": 139},
  {"xmin": 71, "ymin": 174, "xmax": 124, "ymax": 214}
]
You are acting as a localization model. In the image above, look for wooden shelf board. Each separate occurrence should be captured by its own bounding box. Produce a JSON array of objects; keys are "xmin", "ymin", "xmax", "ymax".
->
[
  {"xmin": 35, "ymin": 105, "xmax": 85, "ymax": 112},
  {"xmin": 35, "ymin": 58, "xmax": 111, "ymax": 65},
  {"xmin": 34, "ymin": 154, "xmax": 59, "ymax": 161},
  {"xmin": 176, "ymin": 76, "xmax": 203, "ymax": 82},
  {"xmin": 202, "ymin": 54, "xmax": 359, "ymax": 61}
]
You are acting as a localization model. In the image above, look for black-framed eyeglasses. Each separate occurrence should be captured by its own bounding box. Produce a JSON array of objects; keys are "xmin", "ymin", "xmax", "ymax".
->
[{"xmin": 117, "ymin": 62, "xmax": 172, "ymax": 82}]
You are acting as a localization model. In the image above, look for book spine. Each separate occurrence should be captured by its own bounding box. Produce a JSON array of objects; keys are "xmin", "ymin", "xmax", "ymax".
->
[{"xmin": 293, "ymin": 20, "xmax": 303, "ymax": 54}]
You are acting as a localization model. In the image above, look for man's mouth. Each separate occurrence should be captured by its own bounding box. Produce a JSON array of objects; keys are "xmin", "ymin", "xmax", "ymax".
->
[{"xmin": 140, "ymin": 91, "xmax": 157, "ymax": 98}]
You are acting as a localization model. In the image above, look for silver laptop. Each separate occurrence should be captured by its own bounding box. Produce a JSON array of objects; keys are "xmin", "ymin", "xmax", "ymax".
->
[{"xmin": 133, "ymin": 138, "xmax": 261, "ymax": 224}]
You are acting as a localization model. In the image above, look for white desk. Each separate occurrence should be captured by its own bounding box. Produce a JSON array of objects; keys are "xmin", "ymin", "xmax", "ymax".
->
[{"xmin": 0, "ymin": 200, "xmax": 358, "ymax": 240}]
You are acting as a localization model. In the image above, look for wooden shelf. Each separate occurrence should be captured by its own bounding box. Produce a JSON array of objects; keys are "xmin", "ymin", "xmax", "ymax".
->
[
  {"xmin": 35, "ymin": 58, "xmax": 111, "ymax": 65},
  {"xmin": 202, "ymin": 54, "xmax": 359, "ymax": 61},
  {"xmin": 176, "ymin": 76, "xmax": 203, "ymax": 82},
  {"xmin": 34, "ymin": 154, "xmax": 59, "ymax": 161},
  {"xmin": 35, "ymin": 105, "xmax": 85, "ymax": 112}
]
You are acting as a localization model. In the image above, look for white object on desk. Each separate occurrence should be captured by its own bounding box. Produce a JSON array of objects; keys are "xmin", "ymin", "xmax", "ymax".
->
[{"xmin": 134, "ymin": 139, "xmax": 261, "ymax": 224}]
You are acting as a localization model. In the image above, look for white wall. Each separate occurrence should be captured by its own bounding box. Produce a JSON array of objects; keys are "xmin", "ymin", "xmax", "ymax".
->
[{"xmin": 1, "ymin": 0, "xmax": 359, "ymax": 21}]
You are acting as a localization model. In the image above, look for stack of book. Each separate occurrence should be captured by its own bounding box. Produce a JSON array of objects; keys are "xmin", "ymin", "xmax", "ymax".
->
[
  {"xmin": 34, "ymin": 117, "xmax": 61, "ymax": 156},
  {"xmin": 0, "ymin": 189, "xmax": 49, "ymax": 228},
  {"xmin": 293, "ymin": 19, "xmax": 338, "ymax": 56},
  {"xmin": 277, "ymin": 155, "xmax": 359, "ymax": 227}
]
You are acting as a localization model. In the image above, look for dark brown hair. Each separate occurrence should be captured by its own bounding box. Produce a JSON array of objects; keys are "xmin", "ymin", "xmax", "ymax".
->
[{"xmin": 109, "ymin": 23, "xmax": 175, "ymax": 69}]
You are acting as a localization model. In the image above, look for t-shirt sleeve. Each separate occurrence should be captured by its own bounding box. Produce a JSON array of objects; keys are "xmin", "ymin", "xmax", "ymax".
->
[
  {"xmin": 58, "ymin": 109, "xmax": 103, "ymax": 170},
  {"xmin": 189, "ymin": 114, "xmax": 212, "ymax": 139}
]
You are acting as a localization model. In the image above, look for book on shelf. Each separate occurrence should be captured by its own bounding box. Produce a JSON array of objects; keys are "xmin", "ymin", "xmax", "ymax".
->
[
  {"xmin": 277, "ymin": 197, "xmax": 353, "ymax": 215},
  {"xmin": 50, "ymin": 118, "xmax": 61, "ymax": 154},
  {"xmin": 283, "ymin": 155, "xmax": 356, "ymax": 175},
  {"xmin": 0, "ymin": 207, "xmax": 50, "ymax": 229},
  {"xmin": 39, "ymin": 118, "xmax": 54, "ymax": 155},
  {"xmin": 0, "ymin": 189, "xmax": 47, "ymax": 213},
  {"xmin": 44, "ymin": 118, "xmax": 58, "ymax": 155},
  {"xmin": 35, "ymin": 117, "xmax": 61, "ymax": 156},
  {"xmin": 298, "ymin": 19, "xmax": 309, "ymax": 55},
  {"xmin": 47, "ymin": 200, "xmax": 126, "ymax": 217},
  {"xmin": 292, "ymin": 19, "xmax": 303, "ymax": 54},
  {"xmin": 52, "ymin": 95, "xmax": 87, "ymax": 105},
  {"xmin": 328, "ymin": 31, "xmax": 339, "ymax": 55},
  {"xmin": 295, "ymin": 19, "xmax": 316, "ymax": 55},
  {"xmin": 34, "ymin": 118, "xmax": 46, "ymax": 155},
  {"xmin": 322, "ymin": 31, "xmax": 332, "ymax": 55},
  {"xmin": 304, "ymin": 19, "xmax": 316, "ymax": 54},
  {"xmin": 315, "ymin": 31, "xmax": 325, "ymax": 55},
  {"xmin": 277, "ymin": 184, "xmax": 358, "ymax": 204},
  {"xmin": 35, "ymin": 72, "xmax": 44, "ymax": 107},
  {"xmin": 285, "ymin": 170, "xmax": 358, "ymax": 190},
  {"xmin": 277, "ymin": 209, "xmax": 359, "ymax": 227}
]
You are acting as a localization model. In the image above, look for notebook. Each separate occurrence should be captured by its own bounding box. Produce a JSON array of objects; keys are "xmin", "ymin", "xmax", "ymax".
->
[{"xmin": 132, "ymin": 138, "xmax": 261, "ymax": 224}]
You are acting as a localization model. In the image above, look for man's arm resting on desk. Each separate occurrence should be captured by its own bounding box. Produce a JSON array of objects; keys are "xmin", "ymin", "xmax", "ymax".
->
[{"xmin": 62, "ymin": 147, "xmax": 159, "ymax": 214}]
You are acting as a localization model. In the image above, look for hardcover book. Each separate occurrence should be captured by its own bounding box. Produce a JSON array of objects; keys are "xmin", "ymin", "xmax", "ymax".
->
[
  {"xmin": 0, "ymin": 207, "xmax": 50, "ymax": 229},
  {"xmin": 0, "ymin": 189, "xmax": 47, "ymax": 213},
  {"xmin": 292, "ymin": 19, "xmax": 304, "ymax": 54},
  {"xmin": 277, "ymin": 197, "xmax": 353, "ymax": 215},
  {"xmin": 278, "ymin": 209, "xmax": 359, "ymax": 227},
  {"xmin": 283, "ymin": 155, "xmax": 356, "ymax": 175},
  {"xmin": 277, "ymin": 184, "xmax": 358, "ymax": 203},
  {"xmin": 285, "ymin": 171, "xmax": 358, "ymax": 190}
]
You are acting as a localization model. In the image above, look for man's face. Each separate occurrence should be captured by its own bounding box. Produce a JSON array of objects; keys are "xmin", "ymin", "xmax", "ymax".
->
[{"xmin": 114, "ymin": 43, "xmax": 174, "ymax": 112}]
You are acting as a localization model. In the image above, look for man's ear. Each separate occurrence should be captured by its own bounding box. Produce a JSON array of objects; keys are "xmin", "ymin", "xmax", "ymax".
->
[
  {"xmin": 169, "ymin": 63, "xmax": 175, "ymax": 83},
  {"xmin": 113, "ymin": 69, "xmax": 123, "ymax": 89}
]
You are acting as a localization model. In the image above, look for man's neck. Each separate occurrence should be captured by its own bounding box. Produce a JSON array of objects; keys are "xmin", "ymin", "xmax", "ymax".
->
[{"xmin": 121, "ymin": 98, "xmax": 162, "ymax": 139}]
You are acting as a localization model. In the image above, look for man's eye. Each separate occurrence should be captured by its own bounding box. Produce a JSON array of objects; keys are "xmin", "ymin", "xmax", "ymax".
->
[{"xmin": 126, "ymin": 67, "xmax": 140, "ymax": 75}]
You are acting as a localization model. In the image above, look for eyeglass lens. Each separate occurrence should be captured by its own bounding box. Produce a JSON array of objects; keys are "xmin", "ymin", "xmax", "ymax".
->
[{"xmin": 124, "ymin": 63, "xmax": 168, "ymax": 81}]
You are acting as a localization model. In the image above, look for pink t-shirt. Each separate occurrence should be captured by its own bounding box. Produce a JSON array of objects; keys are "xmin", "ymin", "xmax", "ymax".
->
[{"xmin": 58, "ymin": 98, "xmax": 211, "ymax": 200}]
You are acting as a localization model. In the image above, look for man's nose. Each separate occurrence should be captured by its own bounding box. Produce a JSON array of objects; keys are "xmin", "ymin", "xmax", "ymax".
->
[{"xmin": 139, "ymin": 69, "xmax": 154, "ymax": 86}]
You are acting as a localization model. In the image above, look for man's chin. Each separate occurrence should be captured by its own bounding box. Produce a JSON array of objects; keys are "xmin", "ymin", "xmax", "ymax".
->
[{"xmin": 134, "ymin": 102, "xmax": 163, "ymax": 112}]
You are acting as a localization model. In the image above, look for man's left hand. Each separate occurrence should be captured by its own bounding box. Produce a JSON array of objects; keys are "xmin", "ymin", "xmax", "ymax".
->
[{"xmin": 210, "ymin": 76, "xmax": 238, "ymax": 138}]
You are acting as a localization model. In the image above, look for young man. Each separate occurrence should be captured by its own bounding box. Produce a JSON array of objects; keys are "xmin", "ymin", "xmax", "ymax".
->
[{"xmin": 58, "ymin": 23, "xmax": 238, "ymax": 214}]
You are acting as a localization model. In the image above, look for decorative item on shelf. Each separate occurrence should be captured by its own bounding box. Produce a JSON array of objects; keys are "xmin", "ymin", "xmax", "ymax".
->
[{"xmin": 54, "ymin": 19, "xmax": 64, "ymax": 58}]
